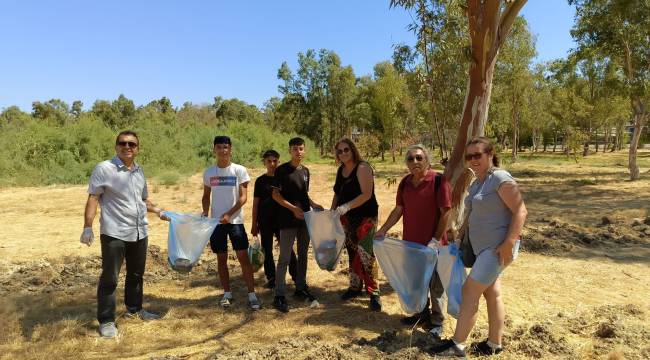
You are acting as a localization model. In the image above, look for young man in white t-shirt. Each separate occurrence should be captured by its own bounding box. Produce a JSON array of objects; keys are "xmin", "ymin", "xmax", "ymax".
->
[{"xmin": 202, "ymin": 136, "xmax": 260, "ymax": 310}]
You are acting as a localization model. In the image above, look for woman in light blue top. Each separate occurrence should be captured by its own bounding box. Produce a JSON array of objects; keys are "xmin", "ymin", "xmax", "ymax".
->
[{"xmin": 433, "ymin": 137, "xmax": 528, "ymax": 357}]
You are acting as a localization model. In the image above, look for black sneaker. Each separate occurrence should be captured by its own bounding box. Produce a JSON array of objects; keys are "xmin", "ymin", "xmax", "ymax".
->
[
  {"xmin": 341, "ymin": 288, "xmax": 363, "ymax": 301},
  {"xmin": 369, "ymin": 295, "xmax": 382, "ymax": 312},
  {"xmin": 293, "ymin": 288, "xmax": 316, "ymax": 302},
  {"xmin": 400, "ymin": 313, "xmax": 422, "ymax": 325},
  {"xmin": 400, "ymin": 313, "xmax": 433, "ymax": 330},
  {"xmin": 273, "ymin": 296, "xmax": 289, "ymax": 313},
  {"xmin": 430, "ymin": 338, "xmax": 466, "ymax": 358},
  {"xmin": 470, "ymin": 339, "xmax": 503, "ymax": 356}
]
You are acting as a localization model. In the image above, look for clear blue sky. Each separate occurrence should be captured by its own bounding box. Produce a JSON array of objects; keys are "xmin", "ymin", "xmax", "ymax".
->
[{"xmin": 0, "ymin": 1, "xmax": 575, "ymax": 112}]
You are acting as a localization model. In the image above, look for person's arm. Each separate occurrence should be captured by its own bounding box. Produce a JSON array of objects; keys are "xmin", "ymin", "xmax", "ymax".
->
[
  {"xmin": 145, "ymin": 199, "xmax": 169, "ymax": 220},
  {"xmin": 375, "ymin": 206, "xmax": 403, "ymax": 238},
  {"xmin": 335, "ymin": 163, "xmax": 373, "ymax": 215},
  {"xmin": 202, "ymin": 185, "xmax": 211, "ymax": 217},
  {"xmin": 434, "ymin": 207, "xmax": 451, "ymax": 242},
  {"xmin": 309, "ymin": 197, "xmax": 324, "ymax": 210},
  {"xmin": 84, "ymin": 194, "xmax": 100, "ymax": 228},
  {"xmin": 251, "ymin": 197, "xmax": 260, "ymax": 236},
  {"xmin": 273, "ymin": 188, "xmax": 304, "ymax": 220},
  {"xmin": 330, "ymin": 194, "xmax": 339, "ymax": 210},
  {"xmin": 495, "ymin": 181, "xmax": 528, "ymax": 265},
  {"xmin": 221, "ymin": 182, "xmax": 248, "ymax": 224}
]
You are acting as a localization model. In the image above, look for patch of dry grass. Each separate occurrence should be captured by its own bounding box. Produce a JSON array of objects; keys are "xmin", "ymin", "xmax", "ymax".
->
[{"xmin": 1, "ymin": 151, "xmax": 650, "ymax": 359}]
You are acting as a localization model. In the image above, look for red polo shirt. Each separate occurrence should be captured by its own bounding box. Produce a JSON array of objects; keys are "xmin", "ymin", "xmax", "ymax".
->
[{"xmin": 396, "ymin": 170, "xmax": 452, "ymax": 245}]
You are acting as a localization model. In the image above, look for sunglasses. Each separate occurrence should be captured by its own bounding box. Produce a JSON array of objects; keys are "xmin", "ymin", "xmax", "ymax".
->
[
  {"xmin": 465, "ymin": 152, "xmax": 485, "ymax": 161},
  {"xmin": 117, "ymin": 141, "xmax": 138, "ymax": 148},
  {"xmin": 336, "ymin": 147, "xmax": 350, "ymax": 155},
  {"xmin": 406, "ymin": 154, "xmax": 424, "ymax": 162}
]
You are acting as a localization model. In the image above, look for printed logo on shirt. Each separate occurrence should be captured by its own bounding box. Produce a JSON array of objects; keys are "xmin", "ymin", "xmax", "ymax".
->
[{"xmin": 209, "ymin": 176, "xmax": 237, "ymax": 187}]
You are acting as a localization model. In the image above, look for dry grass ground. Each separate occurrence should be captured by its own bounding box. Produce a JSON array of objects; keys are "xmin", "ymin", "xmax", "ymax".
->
[{"xmin": 1, "ymin": 151, "xmax": 649, "ymax": 359}]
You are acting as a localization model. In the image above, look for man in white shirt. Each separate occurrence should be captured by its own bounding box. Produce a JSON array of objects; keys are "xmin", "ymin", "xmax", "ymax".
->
[
  {"xmin": 202, "ymin": 135, "xmax": 260, "ymax": 310},
  {"xmin": 81, "ymin": 130, "xmax": 169, "ymax": 339}
]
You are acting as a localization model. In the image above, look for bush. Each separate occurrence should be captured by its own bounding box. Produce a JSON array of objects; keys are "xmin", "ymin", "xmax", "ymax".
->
[{"xmin": 0, "ymin": 112, "xmax": 313, "ymax": 186}]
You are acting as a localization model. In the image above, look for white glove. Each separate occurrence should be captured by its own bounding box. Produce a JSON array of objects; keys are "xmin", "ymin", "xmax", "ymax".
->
[
  {"xmin": 427, "ymin": 237, "xmax": 440, "ymax": 250},
  {"xmin": 335, "ymin": 203, "xmax": 351, "ymax": 216},
  {"xmin": 80, "ymin": 227, "xmax": 94, "ymax": 246}
]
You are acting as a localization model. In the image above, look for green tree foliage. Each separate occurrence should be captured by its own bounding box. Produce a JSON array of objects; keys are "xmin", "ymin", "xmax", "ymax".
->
[
  {"xmin": 489, "ymin": 16, "xmax": 537, "ymax": 161},
  {"xmin": 32, "ymin": 99, "xmax": 70, "ymax": 126},
  {"xmin": 570, "ymin": 0, "xmax": 650, "ymax": 179},
  {"xmin": 0, "ymin": 98, "xmax": 311, "ymax": 186}
]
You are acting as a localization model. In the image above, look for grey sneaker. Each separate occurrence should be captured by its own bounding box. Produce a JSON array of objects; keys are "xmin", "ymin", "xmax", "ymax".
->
[
  {"xmin": 125, "ymin": 309, "xmax": 160, "ymax": 321},
  {"xmin": 98, "ymin": 322, "xmax": 118, "ymax": 338},
  {"xmin": 248, "ymin": 297, "xmax": 261, "ymax": 311},
  {"xmin": 220, "ymin": 295, "xmax": 233, "ymax": 308}
]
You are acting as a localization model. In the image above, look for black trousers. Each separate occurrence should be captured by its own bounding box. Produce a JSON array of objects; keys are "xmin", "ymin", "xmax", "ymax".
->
[
  {"xmin": 259, "ymin": 225, "xmax": 297, "ymax": 282},
  {"xmin": 97, "ymin": 234, "xmax": 148, "ymax": 324}
]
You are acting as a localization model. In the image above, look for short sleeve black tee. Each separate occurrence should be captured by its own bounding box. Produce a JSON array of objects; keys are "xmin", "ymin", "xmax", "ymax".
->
[
  {"xmin": 253, "ymin": 174, "xmax": 278, "ymax": 227},
  {"xmin": 273, "ymin": 162, "xmax": 310, "ymax": 229}
]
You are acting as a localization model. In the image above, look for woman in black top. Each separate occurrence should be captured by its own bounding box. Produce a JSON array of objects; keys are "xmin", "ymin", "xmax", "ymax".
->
[{"xmin": 331, "ymin": 138, "xmax": 381, "ymax": 311}]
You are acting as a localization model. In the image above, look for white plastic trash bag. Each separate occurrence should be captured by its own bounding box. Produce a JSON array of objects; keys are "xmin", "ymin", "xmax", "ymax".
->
[
  {"xmin": 373, "ymin": 237, "xmax": 437, "ymax": 315},
  {"xmin": 248, "ymin": 236, "xmax": 265, "ymax": 273},
  {"xmin": 437, "ymin": 243, "xmax": 467, "ymax": 318},
  {"xmin": 166, "ymin": 212, "xmax": 220, "ymax": 273},
  {"xmin": 304, "ymin": 210, "xmax": 346, "ymax": 271}
]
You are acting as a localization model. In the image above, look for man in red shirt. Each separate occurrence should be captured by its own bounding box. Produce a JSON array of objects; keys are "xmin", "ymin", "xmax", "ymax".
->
[{"xmin": 376, "ymin": 144, "xmax": 451, "ymax": 337}]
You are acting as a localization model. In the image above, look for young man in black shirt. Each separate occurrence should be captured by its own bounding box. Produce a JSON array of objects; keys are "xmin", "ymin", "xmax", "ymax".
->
[
  {"xmin": 271, "ymin": 137, "xmax": 323, "ymax": 313},
  {"xmin": 251, "ymin": 149, "xmax": 297, "ymax": 289}
]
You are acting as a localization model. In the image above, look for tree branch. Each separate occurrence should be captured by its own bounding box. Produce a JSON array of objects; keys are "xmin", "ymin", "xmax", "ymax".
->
[{"xmin": 496, "ymin": 0, "xmax": 528, "ymax": 51}]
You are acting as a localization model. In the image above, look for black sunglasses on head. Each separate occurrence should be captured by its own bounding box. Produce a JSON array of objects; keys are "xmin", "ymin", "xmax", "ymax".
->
[
  {"xmin": 117, "ymin": 141, "xmax": 138, "ymax": 148},
  {"xmin": 336, "ymin": 147, "xmax": 350, "ymax": 155}
]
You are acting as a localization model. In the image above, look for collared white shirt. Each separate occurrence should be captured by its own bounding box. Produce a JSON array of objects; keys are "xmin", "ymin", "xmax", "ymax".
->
[{"xmin": 88, "ymin": 156, "xmax": 149, "ymax": 241}]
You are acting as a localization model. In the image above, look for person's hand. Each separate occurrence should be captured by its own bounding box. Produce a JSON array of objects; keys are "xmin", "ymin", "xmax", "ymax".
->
[
  {"xmin": 251, "ymin": 223, "xmax": 259, "ymax": 237},
  {"xmin": 495, "ymin": 241, "xmax": 515, "ymax": 266},
  {"xmin": 219, "ymin": 213, "xmax": 231, "ymax": 224},
  {"xmin": 374, "ymin": 229, "xmax": 386, "ymax": 239},
  {"xmin": 158, "ymin": 210, "xmax": 170, "ymax": 221},
  {"xmin": 427, "ymin": 237, "xmax": 440, "ymax": 250},
  {"xmin": 335, "ymin": 203, "xmax": 350, "ymax": 216},
  {"xmin": 201, "ymin": 211, "xmax": 209, "ymax": 219},
  {"xmin": 291, "ymin": 207, "xmax": 304, "ymax": 220},
  {"xmin": 80, "ymin": 227, "xmax": 94, "ymax": 246}
]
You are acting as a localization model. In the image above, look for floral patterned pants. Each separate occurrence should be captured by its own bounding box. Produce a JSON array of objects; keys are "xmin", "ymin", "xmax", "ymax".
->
[{"xmin": 340, "ymin": 215, "xmax": 379, "ymax": 296}]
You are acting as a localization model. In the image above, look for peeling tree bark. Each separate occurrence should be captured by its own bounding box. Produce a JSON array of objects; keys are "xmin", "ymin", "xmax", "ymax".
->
[{"xmin": 443, "ymin": 0, "xmax": 528, "ymax": 213}]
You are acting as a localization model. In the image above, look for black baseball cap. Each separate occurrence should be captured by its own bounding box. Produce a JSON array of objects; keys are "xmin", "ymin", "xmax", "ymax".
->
[{"xmin": 213, "ymin": 136, "xmax": 231, "ymax": 145}]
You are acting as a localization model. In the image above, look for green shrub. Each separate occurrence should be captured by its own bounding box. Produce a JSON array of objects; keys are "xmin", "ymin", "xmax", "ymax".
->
[{"xmin": 0, "ymin": 112, "xmax": 314, "ymax": 186}]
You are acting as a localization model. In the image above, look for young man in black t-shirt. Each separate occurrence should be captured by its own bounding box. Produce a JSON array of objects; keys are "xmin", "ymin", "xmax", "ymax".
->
[
  {"xmin": 271, "ymin": 137, "xmax": 323, "ymax": 313},
  {"xmin": 251, "ymin": 149, "xmax": 297, "ymax": 289}
]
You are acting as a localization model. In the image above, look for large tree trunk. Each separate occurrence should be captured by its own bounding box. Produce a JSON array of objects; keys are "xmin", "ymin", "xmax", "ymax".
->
[
  {"xmin": 629, "ymin": 97, "xmax": 646, "ymax": 180},
  {"xmin": 443, "ymin": 0, "xmax": 527, "ymax": 210}
]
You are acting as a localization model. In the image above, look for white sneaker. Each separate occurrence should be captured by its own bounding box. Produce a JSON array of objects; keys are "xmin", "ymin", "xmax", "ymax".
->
[
  {"xmin": 98, "ymin": 322, "xmax": 118, "ymax": 338},
  {"xmin": 125, "ymin": 309, "xmax": 160, "ymax": 321}
]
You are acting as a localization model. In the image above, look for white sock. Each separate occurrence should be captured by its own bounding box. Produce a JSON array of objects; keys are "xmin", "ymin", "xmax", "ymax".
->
[
  {"xmin": 223, "ymin": 291, "xmax": 233, "ymax": 299},
  {"xmin": 452, "ymin": 338, "xmax": 466, "ymax": 350},
  {"xmin": 487, "ymin": 340, "xmax": 502, "ymax": 350},
  {"xmin": 248, "ymin": 292, "xmax": 258, "ymax": 301}
]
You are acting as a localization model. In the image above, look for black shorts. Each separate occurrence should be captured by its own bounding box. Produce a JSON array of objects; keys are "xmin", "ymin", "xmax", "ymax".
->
[{"xmin": 209, "ymin": 224, "xmax": 249, "ymax": 253}]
